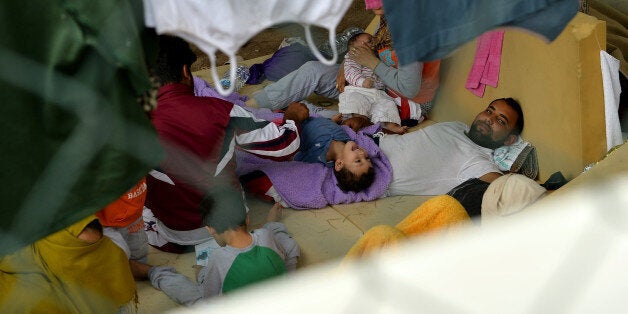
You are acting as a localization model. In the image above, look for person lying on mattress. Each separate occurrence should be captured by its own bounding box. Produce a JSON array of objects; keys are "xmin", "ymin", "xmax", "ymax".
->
[
  {"xmin": 238, "ymin": 98, "xmax": 523, "ymax": 209},
  {"xmin": 241, "ymin": 102, "xmax": 376, "ymax": 194},
  {"xmin": 377, "ymin": 97, "xmax": 524, "ymax": 196},
  {"xmin": 237, "ymin": 116, "xmax": 392, "ymax": 209}
]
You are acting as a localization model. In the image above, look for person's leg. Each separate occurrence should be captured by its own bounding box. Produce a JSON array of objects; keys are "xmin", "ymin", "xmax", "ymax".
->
[
  {"xmin": 102, "ymin": 227, "xmax": 131, "ymax": 258},
  {"xmin": 124, "ymin": 216, "xmax": 149, "ymax": 263},
  {"xmin": 252, "ymin": 61, "xmax": 341, "ymax": 110}
]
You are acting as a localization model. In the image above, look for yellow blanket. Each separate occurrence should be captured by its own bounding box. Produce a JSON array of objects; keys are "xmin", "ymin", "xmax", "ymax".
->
[{"xmin": 343, "ymin": 195, "xmax": 470, "ymax": 263}]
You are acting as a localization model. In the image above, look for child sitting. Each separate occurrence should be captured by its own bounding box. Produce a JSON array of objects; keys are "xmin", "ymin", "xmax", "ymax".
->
[
  {"xmin": 139, "ymin": 190, "xmax": 299, "ymax": 306},
  {"xmin": 338, "ymin": 32, "xmax": 408, "ymax": 134}
]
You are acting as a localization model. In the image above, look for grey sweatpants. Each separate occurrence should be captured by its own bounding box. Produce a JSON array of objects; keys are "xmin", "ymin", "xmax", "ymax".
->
[
  {"xmin": 253, "ymin": 61, "xmax": 341, "ymax": 110},
  {"xmin": 103, "ymin": 215, "xmax": 148, "ymax": 263}
]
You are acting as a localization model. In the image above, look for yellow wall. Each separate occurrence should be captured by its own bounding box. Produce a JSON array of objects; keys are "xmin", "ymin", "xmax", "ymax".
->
[{"xmin": 431, "ymin": 13, "xmax": 607, "ymax": 182}]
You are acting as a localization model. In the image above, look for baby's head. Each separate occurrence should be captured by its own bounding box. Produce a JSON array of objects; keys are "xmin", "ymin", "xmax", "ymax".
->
[
  {"xmin": 333, "ymin": 141, "xmax": 375, "ymax": 192},
  {"xmin": 348, "ymin": 32, "xmax": 374, "ymax": 50},
  {"xmin": 341, "ymin": 116, "xmax": 373, "ymax": 132}
]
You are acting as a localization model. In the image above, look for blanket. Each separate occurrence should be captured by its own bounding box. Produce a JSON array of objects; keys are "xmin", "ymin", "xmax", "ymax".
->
[
  {"xmin": 341, "ymin": 195, "xmax": 470, "ymax": 264},
  {"xmin": 236, "ymin": 124, "xmax": 393, "ymax": 209}
]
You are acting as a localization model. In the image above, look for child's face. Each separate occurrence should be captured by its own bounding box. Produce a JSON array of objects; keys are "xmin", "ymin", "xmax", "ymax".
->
[
  {"xmin": 335, "ymin": 141, "xmax": 372, "ymax": 177},
  {"xmin": 352, "ymin": 34, "xmax": 374, "ymax": 50}
]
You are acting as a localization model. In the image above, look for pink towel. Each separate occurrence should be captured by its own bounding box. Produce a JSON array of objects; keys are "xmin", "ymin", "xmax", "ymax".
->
[
  {"xmin": 364, "ymin": 0, "xmax": 382, "ymax": 10},
  {"xmin": 465, "ymin": 30, "xmax": 504, "ymax": 97}
]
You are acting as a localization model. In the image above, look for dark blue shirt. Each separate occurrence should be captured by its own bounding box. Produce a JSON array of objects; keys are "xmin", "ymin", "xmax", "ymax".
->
[{"xmin": 293, "ymin": 117, "xmax": 351, "ymax": 167}]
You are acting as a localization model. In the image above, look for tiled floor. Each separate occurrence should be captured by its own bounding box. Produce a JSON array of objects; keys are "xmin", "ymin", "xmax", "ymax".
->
[
  {"xmin": 139, "ymin": 140, "xmax": 628, "ymax": 314},
  {"xmin": 136, "ymin": 192, "xmax": 437, "ymax": 313}
]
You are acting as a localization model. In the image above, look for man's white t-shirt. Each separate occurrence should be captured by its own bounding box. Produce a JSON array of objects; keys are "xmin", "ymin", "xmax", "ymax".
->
[{"xmin": 379, "ymin": 121, "xmax": 500, "ymax": 196}]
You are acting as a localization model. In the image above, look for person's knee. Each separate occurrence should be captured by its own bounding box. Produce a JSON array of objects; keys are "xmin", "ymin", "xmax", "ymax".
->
[{"xmin": 299, "ymin": 61, "xmax": 325, "ymax": 76}]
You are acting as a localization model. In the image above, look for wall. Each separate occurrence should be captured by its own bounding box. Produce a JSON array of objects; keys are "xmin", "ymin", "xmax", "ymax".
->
[{"xmin": 431, "ymin": 13, "xmax": 607, "ymax": 182}]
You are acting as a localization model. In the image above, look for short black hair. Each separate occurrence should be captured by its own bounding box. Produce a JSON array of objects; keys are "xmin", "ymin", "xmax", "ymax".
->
[
  {"xmin": 155, "ymin": 35, "xmax": 197, "ymax": 86},
  {"xmin": 334, "ymin": 166, "xmax": 375, "ymax": 193},
  {"xmin": 494, "ymin": 97, "xmax": 524, "ymax": 135},
  {"xmin": 199, "ymin": 187, "xmax": 246, "ymax": 234}
]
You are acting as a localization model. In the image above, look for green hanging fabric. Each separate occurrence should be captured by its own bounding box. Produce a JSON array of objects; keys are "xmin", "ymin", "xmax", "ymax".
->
[{"xmin": 0, "ymin": 0, "xmax": 162, "ymax": 256}]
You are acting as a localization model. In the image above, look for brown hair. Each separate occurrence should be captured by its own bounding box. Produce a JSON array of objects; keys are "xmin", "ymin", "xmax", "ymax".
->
[{"xmin": 334, "ymin": 166, "xmax": 376, "ymax": 192}]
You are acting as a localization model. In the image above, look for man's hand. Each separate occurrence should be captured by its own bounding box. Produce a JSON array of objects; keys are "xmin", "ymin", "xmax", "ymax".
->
[{"xmin": 283, "ymin": 102, "xmax": 309, "ymax": 124}]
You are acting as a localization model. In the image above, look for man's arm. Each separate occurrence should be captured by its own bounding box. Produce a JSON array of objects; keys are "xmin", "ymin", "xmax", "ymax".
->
[
  {"xmin": 373, "ymin": 61, "xmax": 422, "ymax": 99},
  {"xmin": 479, "ymin": 172, "xmax": 502, "ymax": 184}
]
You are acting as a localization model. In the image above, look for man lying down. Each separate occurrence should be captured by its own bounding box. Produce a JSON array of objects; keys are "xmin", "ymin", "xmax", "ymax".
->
[{"xmin": 236, "ymin": 97, "xmax": 526, "ymax": 209}]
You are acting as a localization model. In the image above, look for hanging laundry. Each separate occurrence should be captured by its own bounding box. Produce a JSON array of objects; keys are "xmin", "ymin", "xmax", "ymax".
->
[
  {"xmin": 381, "ymin": 0, "xmax": 579, "ymax": 65},
  {"xmin": 0, "ymin": 0, "xmax": 162, "ymax": 256},
  {"xmin": 465, "ymin": 30, "xmax": 505, "ymax": 97},
  {"xmin": 143, "ymin": 0, "xmax": 353, "ymax": 95},
  {"xmin": 600, "ymin": 50, "xmax": 623, "ymax": 151}
]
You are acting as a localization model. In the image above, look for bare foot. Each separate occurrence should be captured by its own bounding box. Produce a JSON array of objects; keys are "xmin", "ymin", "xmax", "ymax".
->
[
  {"xmin": 266, "ymin": 203, "xmax": 283, "ymax": 223},
  {"xmin": 383, "ymin": 122, "xmax": 408, "ymax": 134}
]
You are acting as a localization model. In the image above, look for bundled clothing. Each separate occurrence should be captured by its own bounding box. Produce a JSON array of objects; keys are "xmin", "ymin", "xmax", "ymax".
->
[{"xmin": 481, "ymin": 173, "xmax": 547, "ymax": 223}]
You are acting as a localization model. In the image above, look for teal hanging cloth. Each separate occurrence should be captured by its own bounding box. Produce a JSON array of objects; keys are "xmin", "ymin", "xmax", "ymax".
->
[{"xmin": 0, "ymin": 0, "xmax": 162, "ymax": 256}]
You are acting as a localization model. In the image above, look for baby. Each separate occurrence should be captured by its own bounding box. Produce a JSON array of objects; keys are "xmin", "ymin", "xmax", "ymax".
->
[{"xmin": 338, "ymin": 32, "xmax": 407, "ymax": 134}]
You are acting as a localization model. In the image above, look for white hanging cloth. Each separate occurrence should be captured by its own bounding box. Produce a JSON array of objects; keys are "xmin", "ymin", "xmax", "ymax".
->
[
  {"xmin": 144, "ymin": 0, "xmax": 353, "ymax": 96},
  {"xmin": 600, "ymin": 50, "xmax": 623, "ymax": 151}
]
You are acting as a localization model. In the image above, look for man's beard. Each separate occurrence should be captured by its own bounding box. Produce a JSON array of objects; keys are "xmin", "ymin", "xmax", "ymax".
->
[{"xmin": 467, "ymin": 121, "xmax": 506, "ymax": 149}]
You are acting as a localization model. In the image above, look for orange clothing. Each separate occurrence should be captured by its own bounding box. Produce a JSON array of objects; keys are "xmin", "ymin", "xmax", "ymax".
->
[
  {"xmin": 96, "ymin": 178, "xmax": 147, "ymax": 227},
  {"xmin": 413, "ymin": 60, "xmax": 441, "ymax": 104}
]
